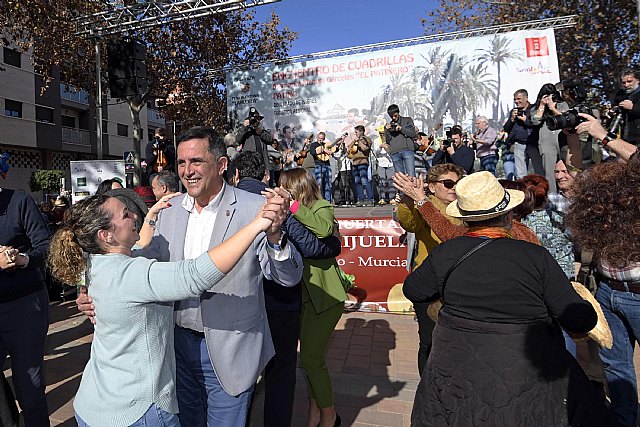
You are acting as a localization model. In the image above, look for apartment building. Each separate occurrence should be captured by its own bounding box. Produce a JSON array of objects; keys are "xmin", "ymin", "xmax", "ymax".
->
[{"xmin": 0, "ymin": 46, "xmax": 165, "ymax": 199}]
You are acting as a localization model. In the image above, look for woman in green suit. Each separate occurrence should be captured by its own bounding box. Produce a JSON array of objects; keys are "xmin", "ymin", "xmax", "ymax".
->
[{"xmin": 279, "ymin": 168, "xmax": 345, "ymax": 427}]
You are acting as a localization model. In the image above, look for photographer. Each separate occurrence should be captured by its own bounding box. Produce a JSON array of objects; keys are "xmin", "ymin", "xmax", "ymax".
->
[
  {"xmin": 471, "ymin": 116, "xmax": 498, "ymax": 176},
  {"xmin": 235, "ymin": 107, "xmax": 274, "ymax": 177},
  {"xmin": 613, "ymin": 68, "xmax": 640, "ymax": 146},
  {"xmin": 531, "ymin": 83, "xmax": 570, "ymax": 193},
  {"xmin": 384, "ymin": 104, "xmax": 417, "ymax": 176},
  {"xmin": 144, "ymin": 128, "xmax": 175, "ymax": 185},
  {"xmin": 432, "ymin": 126, "xmax": 474, "ymax": 175},
  {"xmin": 503, "ymin": 89, "xmax": 544, "ymax": 179}
]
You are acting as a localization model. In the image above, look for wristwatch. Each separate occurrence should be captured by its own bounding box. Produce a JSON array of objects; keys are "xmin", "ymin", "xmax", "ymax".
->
[
  {"xmin": 601, "ymin": 131, "xmax": 618, "ymax": 146},
  {"xmin": 267, "ymin": 233, "xmax": 288, "ymax": 251},
  {"xmin": 416, "ymin": 197, "xmax": 429, "ymax": 208},
  {"xmin": 144, "ymin": 217, "xmax": 157, "ymax": 228}
]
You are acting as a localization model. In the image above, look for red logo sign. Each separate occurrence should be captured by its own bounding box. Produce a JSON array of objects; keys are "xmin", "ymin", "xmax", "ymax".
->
[{"xmin": 525, "ymin": 37, "xmax": 549, "ymax": 57}]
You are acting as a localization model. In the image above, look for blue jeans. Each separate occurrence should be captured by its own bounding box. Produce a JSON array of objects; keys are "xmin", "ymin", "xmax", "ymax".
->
[
  {"xmin": 501, "ymin": 149, "xmax": 515, "ymax": 181},
  {"xmin": 76, "ymin": 404, "xmax": 180, "ymax": 427},
  {"xmin": 314, "ymin": 163, "xmax": 332, "ymax": 201},
  {"xmin": 352, "ymin": 163, "xmax": 372, "ymax": 202},
  {"xmin": 174, "ymin": 326, "xmax": 254, "ymax": 427},
  {"xmin": 479, "ymin": 154, "xmax": 498, "ymax": 176},
  {"xmin": 391, "ymin": 149, "xmax": 416, "ymax": 176},
  {"xmin": 596, "ymin": 282, "xmax": 640, "ymax": 427}
]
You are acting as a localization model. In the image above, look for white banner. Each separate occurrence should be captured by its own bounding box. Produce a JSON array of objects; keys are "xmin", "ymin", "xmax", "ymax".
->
[
  {"xmin": 227, "ymin": 29, "xmax": 559, "ymax": 142},
  {"xmin": 70, "ymin": 160, "xmax": 126, "ymax": 203}
]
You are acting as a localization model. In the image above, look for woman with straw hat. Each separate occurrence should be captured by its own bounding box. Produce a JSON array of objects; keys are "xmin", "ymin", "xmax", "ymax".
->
[{"xmin": 403, "ymin": 171, "xmax": 611, "ymax": 427}]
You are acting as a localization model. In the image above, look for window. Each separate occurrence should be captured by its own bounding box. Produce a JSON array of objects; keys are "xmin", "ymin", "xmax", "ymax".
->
[
  {"xmin": 3, "ymin": 48, "xmax": 21, "ymax": 68},
  {"xmin": 102, "ymin": 120, "xmax": 109, "ymax": 134},
  {"xmin": 61, "ymin": 115, "xmax": 76, "ymax": 127},
  {"xmin": 117, "ymin": 123, "xmax": 128, "ymax": 137},
  {"xmin": 4, "ymin": 99, "xmax": 22, "ymax": 117},
  {"xmin": 36, "ymin": 106, "xmax": 54, "ymax": 123}
]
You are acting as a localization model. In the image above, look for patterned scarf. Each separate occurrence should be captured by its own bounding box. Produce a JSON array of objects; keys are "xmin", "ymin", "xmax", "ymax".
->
[{"xmin": 465, "ymin": 226, "xmax": 513, "ymax": 239}]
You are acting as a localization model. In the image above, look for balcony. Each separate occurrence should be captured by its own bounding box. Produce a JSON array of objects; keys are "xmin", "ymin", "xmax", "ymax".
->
[
  {"xmin": 147, "ymin": 108, "xmax": 165, "ymax": 125},
  {"xmin": 62, "ymin": 127, "xmax": 91, "ymax": 146},
  {"xmin": 60, "ymin": 84, "xmax": 89, "ymax": 104}
]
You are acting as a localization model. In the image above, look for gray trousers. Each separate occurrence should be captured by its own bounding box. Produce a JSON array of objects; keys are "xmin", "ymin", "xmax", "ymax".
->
[{"xmin": 0, "ymin": 287, "xmax": 49, "ymax": 426}]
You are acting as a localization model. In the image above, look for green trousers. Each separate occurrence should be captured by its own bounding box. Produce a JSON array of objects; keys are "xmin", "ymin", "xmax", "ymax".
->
[{"xmin": 299, "ymin": 284, "xmax": 344, "ymax": 408}]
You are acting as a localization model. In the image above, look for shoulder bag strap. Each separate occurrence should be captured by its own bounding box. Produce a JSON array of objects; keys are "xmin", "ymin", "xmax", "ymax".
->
[{"xmin": 441, "ymin": 238, "xmax": 495, "ymax": 301}]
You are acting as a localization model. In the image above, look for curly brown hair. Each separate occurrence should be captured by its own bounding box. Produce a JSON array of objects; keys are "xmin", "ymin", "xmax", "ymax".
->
[
  {"xmin": 567, "ymin": 156, "xmax": 640, "ymax": 268},
  {"xmin": 518, "ymin": 174, "xmax": 549, "ymax": 209},
  {"xmin": 278, "ymin": 168, "xmax": 322, "ymax": 208},
  {"xmin": 48, "ymin": 195, "xmax": 113, "ymax": 285}
]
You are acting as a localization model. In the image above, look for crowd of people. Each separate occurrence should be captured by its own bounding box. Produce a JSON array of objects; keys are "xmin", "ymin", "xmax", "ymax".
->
[{"xmin": 1, "ymin": 69, "xmax": 640, "ymax": 427}]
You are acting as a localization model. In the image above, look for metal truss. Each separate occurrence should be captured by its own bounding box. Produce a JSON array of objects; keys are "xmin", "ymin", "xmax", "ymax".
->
[
  {"xmin": 208, "ymin": 15, "xmax": 577, "ymax": 76},
  {"xmin": 75, "ymin": 0, "xmax": 281, "ymax": 38}
]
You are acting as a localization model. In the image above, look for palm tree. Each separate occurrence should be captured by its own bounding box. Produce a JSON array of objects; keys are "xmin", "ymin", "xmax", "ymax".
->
[
  {"xmin": 461, "ymin": 63, "xmax": 498, "ymax": 122},
  {"xmin": 474, "ymin": 35, "xmax": 522, "ymax": 121}
]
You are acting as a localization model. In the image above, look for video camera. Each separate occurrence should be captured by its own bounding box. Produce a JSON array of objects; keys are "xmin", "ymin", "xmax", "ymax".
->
[{"xmin": 546, "ymin": 78, "xmax": 595, "ymax": 131}]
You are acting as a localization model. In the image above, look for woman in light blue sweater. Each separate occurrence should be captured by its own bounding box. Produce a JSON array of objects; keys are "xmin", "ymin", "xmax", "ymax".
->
[{"xmin": 48, "ymin": 194, "xmax": 275, "ymax": 427}]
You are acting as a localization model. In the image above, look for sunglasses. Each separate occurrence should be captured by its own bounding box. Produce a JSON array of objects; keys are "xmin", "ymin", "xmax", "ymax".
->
[{"xmin": 436, "ymin": 179, "xmax": 458, "ymax": 189}]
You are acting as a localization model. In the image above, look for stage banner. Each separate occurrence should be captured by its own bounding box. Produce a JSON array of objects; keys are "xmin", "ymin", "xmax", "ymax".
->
[
  {"xmin": 227, "ymin": 28, "xmax": 560, "ymax": 150},
  {"xmin": 337, "ymin": 217, "xmax": 412, "ymax": 313}
]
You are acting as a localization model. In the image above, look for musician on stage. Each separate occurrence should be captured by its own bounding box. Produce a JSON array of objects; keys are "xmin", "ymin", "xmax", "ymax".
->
[
  {"xmin": 145, "ymin": 127, "xmax": 175, "ymax": 185},
  {"xmin": 470, "ymin": 116, "xmax": 498, "ymax": 176},
  {"xmin": 351, "ymin": 125, "xmax": 374, "ymax": 206},
  {"xmin": 310, "ymin": 132, "xmax": 333, "ymax": 201}
]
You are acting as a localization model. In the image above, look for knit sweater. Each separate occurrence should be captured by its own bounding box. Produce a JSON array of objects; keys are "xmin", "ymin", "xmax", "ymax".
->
[
  {"xmin": 396, "ymin": 196, "xmax": 462, "ymax": 269},
  {"xmin": 74, "ymin": 252, "xmax": 223, "ymax": 427},
  {"xmin": 0, "ymin": 188, "xmax": 50, "ymax": 302},
  {"xmin": 416, "ymin": 199, "xmax": 540, "ymax": 245}
]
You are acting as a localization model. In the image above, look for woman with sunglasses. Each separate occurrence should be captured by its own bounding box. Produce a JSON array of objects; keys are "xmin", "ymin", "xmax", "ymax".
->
[
  {"xmin": 393, "ymin": 164, "xmax": 464, "ymax": 375},
  {"xmin": 47, "ymin": 194, "xmax": 277, "ymax": 427},
  {"xmin": 394, "ymin": 173, "xmax": 540, "ymax": 245}
]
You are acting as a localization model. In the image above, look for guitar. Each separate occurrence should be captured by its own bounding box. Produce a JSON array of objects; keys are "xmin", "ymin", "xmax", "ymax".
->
[
  {"xmin": 347, "ymin": 138, "xmax": 364, "ymax": 159},
  {"xmin": 316, "ymin": 140, "xmax": 338, "ymax": 162},
  {"xmin": 295, "ymin": 134, "xmax": 313, "ymax": 166}
]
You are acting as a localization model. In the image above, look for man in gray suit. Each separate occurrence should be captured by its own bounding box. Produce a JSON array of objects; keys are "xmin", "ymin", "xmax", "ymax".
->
[{"xmin": 78, "ymin": 127, "xmax": 303, "ymax": 427}]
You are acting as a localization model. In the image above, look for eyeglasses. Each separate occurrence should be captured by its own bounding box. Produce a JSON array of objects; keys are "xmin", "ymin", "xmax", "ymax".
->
[{"xmin": 436, "ymin": 179, "xmax": 458, "ymax": 189}]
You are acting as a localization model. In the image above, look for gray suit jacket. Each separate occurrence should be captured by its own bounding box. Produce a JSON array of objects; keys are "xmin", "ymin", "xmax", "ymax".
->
[{"xmin": 138, "ymin": 185, "xmax": 302, "ymax": 396}]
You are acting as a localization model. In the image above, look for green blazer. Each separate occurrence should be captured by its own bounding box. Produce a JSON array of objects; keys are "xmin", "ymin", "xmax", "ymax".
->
[{"xmin": 293, "ymin": 199, "xmax": 347, "ymax": 313}]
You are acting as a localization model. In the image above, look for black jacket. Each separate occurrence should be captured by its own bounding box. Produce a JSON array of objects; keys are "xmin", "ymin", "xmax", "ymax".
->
[
  {"xmin": 614, "ymin": 88, "xmax": 640, "ymax": 143},
  {"xmin": 432, "ymin": 144, "xmax": 475, "ymax": 175},
  {"xmin": 0, "ymin": 189, "xmax": 51, "ymax": 302},
  {"xmin": 236, "ymin": 126, "xmax": 273, "ymax": 173},
  {"xmin": 236, "ymin": 178, "xmax": 341, "ymax": 310},
  {"xmin": 404, "ymin": 237, "xmax": 611, "ymax": 427},
  {"xmin": 503, "ymin": 106, "xmax": 541, "ymax": 146}
]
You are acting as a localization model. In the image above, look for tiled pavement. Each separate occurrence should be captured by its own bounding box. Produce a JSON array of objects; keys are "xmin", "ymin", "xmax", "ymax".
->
[
  {"xmin": 4, "ymin": 302, "xmax": 421, "ymax": 427},
  {"xmin": 6, "ymin": 301, "xmax": 640, "ymax": 426}
]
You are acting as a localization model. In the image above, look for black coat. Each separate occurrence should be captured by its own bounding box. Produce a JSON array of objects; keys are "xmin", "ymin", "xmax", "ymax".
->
[
  {"xmin": 614, "ymin": 88, "xmax": 640, "ymax": 143},
  {"xmin": 412, "ymin": 311, "xmax": 613, "ymax": 426},
  {"xmin": 404, "ymin": 237, "xmax": 612, "ymax": 427}
]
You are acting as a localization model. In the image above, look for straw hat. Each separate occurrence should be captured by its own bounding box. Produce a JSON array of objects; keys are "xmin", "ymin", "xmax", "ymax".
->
[
  {"xmin": 446, "ymin": 171, "xmax": 525, "ymax": 221},
  {"xmin": 571, "ymin": 282, "xmax": 613, "ymax": 349}
]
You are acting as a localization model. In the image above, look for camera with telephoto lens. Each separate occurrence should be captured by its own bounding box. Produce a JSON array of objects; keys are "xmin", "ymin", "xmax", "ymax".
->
[
  {"xmin": 442, "ymin": 128, "xmax": 454, "ymax": 148},
  {"xmin": 546, "ymin": 78, "xmax": 595, "ymax": 131}
]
